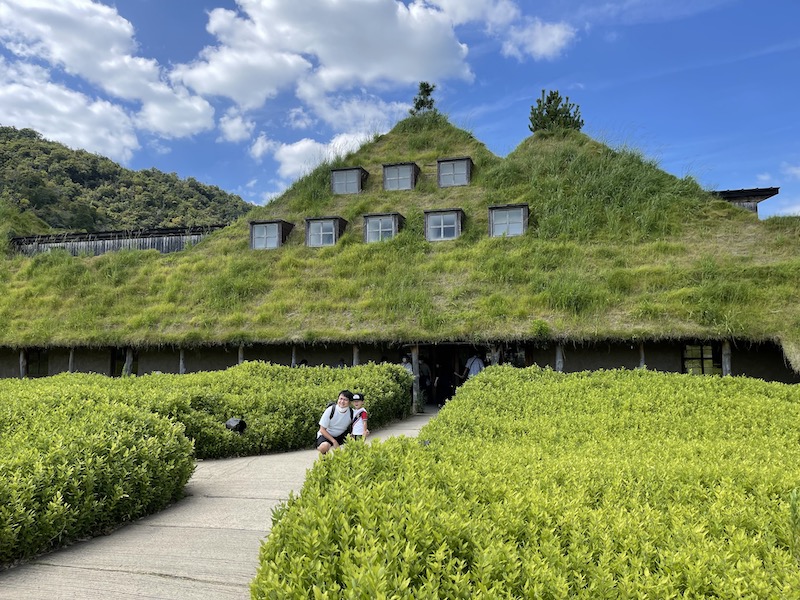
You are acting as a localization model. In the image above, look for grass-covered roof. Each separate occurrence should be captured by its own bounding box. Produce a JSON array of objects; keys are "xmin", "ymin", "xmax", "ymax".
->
[{"xmin": 2, "ymin": 113, "xmax": 799, "ymax": 370}]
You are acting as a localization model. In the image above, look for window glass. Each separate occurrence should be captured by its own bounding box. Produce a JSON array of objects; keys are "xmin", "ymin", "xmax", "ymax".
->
[
  {"xmin": 366, "ymin": 216, "xmax": 395, "ymax": 242},
  {"xmin": 491, "ymin": 207, "xmax": 525, "ymax": 237},
  {"xmin": 439, "ymin": 160, "xmax": 469, "ymax": 187},
  {"xmin": 308, "ymin": 220, "xmax": 336, "ymax": 247},
  {"xmin": 682, "ymin": 344, "xmax": 722, "ymax": 375},
  {"xmin": 252, "ymin": 223, "xmax": 280, "ymax": 249},
  {"xmin": 384, "ymin": 165, "xmax": 413, "ymax": 190},
  {"xmin": 332, "ymin": 170, "xmax": 360, "ymax": 194},
  {"xmin": 427, "ymin": 212, "xmax": 458, "ymax": 241}
]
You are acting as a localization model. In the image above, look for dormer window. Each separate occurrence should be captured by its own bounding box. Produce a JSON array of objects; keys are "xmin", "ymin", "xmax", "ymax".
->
[
  {"xmin": 331, "ymin": 167, "xmax": 368, "ymax": 194},
  {"xmin": 383, "ymin": 163, "xmax": 419, "ymax": 191},
  {"xmin": 364, "ymin": 213, "xmax": 405, "ymax": 242},
  {"xmin": 425, "ymin": 209, "xmax": 464, "ymax": 242},
  {"xmin": 437, "ymin": 157, "xmax": 473, "ymax": 188},
  {"xmin": 489, "ymin": 204, "xmax": 528, "ymax": 238},
  {"xmin": 250, "ymin": 220, "xmax": 294, "ymax": 249},
  {"xmin": 305, "ymin": 217, "xmax": 347, "ymax": 247}
]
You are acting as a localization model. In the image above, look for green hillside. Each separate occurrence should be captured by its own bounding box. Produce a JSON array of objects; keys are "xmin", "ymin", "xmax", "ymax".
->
[
  {"xmin": 1, "ymin": 113, "xmax": 799, "ymax": 369},
  {"xmin": 0, "ymin": 125, "xmax": 252, "ymax": 238}
]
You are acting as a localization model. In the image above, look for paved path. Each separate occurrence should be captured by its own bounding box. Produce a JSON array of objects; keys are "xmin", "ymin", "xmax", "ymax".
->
[{"xmin": 0, "ymin": 409, "xmax": 438, "ymax": 599}]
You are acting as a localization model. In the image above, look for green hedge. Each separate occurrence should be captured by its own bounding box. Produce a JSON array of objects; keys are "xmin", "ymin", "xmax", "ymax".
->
[
  {"xmin": 108, "ymin": 361, "xmax": 413, "ymax": 458},
  {"xmin": 252, "ymin": 367, "xmax": 800, "ymax": 598},
  {"xmin": 0, "ymin": 381, "xmax": 194, "ymax": 565}
]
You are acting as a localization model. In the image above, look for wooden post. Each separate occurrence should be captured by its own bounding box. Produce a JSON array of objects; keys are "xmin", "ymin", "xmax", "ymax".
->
[
  {"xmin": 722, "ymin": 340, "xmax": 732, "ymax": 376},
  {"xmin": 238, "ymin": 344, "xmax": 244, "ymax": 365},
  {"xmin": 352, "ymin": 344, "xmax": 360, "ymax": 366},
  {"xmin": 68, "ymin": 348, "xmax": 75, "ymax": 373},
  {"xmin": 291, "ymin": 345, "xmax": 297, "ymax": 368},
  {"xmin": 179, "ymin": 348, "xmax": 186, "ymax": 375},
  {"xmin": 639, "ymin": 343, "xmax": 646, "ymax": 368},
  {"xmin": 555, "ymin": 344, "xmax": 565, "ymax": 372},
  {"xmin": 19, "ymin": 349, "xmax": 27, "ymax": 379},
  {"xmin": 123, "ymin": 348, "xmax": 133, "ymax": 376},
  {"xmin": 411, "ymin": 344, "xmax": 420, "ymax": 413}
]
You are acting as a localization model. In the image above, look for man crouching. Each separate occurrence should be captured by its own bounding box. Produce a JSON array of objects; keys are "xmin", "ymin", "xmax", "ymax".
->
[{"xmin": 315, "ymin": 390, "xmax": 354, "ymax": 455}]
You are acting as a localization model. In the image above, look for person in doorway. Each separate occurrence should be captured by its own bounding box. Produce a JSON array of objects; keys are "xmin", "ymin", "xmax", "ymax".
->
[
  {"xmin": 336, "ymin": 358, "xmax": 348, "ymax": 369},
  {"xmin": 418, "ymin": 358, "xmax": 432, "ymax": 402},
  {"xmin": 350, "ymin": 393, "xmax": 369, "ymax": 440},
  {"xmin": 461, "ymin": 351, "xmax": 485, "ymax": 381},
  {"xmin": 434, "ymin": 362, "xmax": 455, "ymax": 406},
  {"xmin": 315, "ymin": 390, "xmax": 354, "ymax": 455},
  {"xmin": 400, "ymin": 355, "xmax": 414, "ymax": 376}
]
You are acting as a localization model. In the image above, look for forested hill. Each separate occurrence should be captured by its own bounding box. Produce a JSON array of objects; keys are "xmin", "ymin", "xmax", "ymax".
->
[{"xmin": 0, "ymin": 126, "xmax": 253, "ymax": 235}]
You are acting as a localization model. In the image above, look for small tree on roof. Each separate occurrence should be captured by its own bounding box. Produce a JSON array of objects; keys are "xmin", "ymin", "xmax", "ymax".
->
[
  {"xmin": 409, "ymin": 81, "xmax": 437, "ymax": 116},
  {"xmin": 529, "ymin": 89, "xmax": 584, "ymax": 133}
]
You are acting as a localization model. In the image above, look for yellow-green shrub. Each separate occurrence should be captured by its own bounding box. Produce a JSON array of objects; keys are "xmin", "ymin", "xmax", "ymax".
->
[
  {"xmin": 0, "ymin": 381, "xmax": 194, "ymax": 565},
  {"xmin": 253, "ymin": 367, "xmax": 800, "ymax": 598}
]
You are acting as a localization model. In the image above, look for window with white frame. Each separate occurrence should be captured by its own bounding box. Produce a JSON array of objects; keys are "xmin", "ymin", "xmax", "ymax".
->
[
  {"xmin": 365, "ymin": 216, "xmax": 396, "ymax": 242},
  {"xmin": 438, "ymin": 158, "xmax": 471, "ymax": 187},
  {"xmin": 332, "ymin": 169, "xmax": 363, "ymax": 194},
  {"xmin": 252, "ymin": 222, "xmax": 280, "ymax": 249},
  {"xmin": 426, "ymin": 211, "xmax": 460, "ymax": 241},
  {"xmin": 490, "ymin": 206, "xmax": 526, "ymax": 237},
  {"xmin": 383, "ymin": 164, "xmax": 415, "ymax": 191},
  {"xmin": 307, "ymin": 219, "xmax": 337, "ymax": 247}
]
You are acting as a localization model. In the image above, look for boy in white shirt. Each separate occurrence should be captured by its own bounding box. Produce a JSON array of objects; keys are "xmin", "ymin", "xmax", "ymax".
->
[{"xmin": 351, "ymin": 393, "xmax": 369, "ymax": 440}]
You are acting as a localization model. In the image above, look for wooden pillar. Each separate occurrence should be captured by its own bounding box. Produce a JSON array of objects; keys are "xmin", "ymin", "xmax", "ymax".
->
[
  {"xmin": 555, "ymin": 343, "xmax": 565, "ymax": 372},
  {"xmin": 639, "ymin": 343, "xmax": 646, "ymax": 369},
  {"xmin": 721, "ymin": 340, "xmax": 732, "ymax": 376},
  {"xmin": 19, "ymin": 349, "xmax": 27, "ymax": 379},
  {"xmin": 238, "ymin": 344, "xmax": 244, "ymax": 365},
  {"xmin": 352, "ymin": 344, "xmax": 360, "ymax": 366},
  {"xmin": 123, "ymin": 348, "xmax": 133, "ymax": 377},
  {"xmin": 411, "ymin": 344, "xmax": 420, "ymax": 413},
  {"xmin": 291, "ymin": 345, "xmax": 297, "ymax": 368},
  {"xmin": 179, "ymin": 348, "xmax": 186, "ymax": 375},
  {"xmin": 68, "ymin": 348, "xmax": 75, "ymax": 373}
]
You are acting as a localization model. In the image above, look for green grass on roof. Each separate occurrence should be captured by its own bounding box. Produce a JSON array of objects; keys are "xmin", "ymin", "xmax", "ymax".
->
[{"xmin": 1, "ymin": 114, "xmax": 799, "ymax": 371}]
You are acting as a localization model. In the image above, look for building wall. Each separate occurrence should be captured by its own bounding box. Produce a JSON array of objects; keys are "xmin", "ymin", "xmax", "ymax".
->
[
  {"xmin": 0, "ymin": 340, "xmax": 797, "ymax": 383},
  {"xmin": 563, "ymin": 342, "xmax": 641, "ymax": 372},
  {"xmin": 0, "ymin": 349, "xmax": 20, "ymax": 378},
  {"xmin": 731, "ymin": 342, "xmax": 800, "ymax": 383}
]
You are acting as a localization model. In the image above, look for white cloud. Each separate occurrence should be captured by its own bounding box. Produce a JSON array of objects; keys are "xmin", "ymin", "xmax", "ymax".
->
[
  {"xmin": 249, "ymin": 133, "xmax": 278, "ymax": 162},
  {"xmin": 0, "ymin": 0, "xmax": 214, "ymax": 138},
  {"xmin": 287, "ymin": 107, "xmax": 314, "ymax": 130},
  {"xmin": 173, "ymin": 0, "xmax": 472, "ymax": 112},
  {"xmin": 781, "ymin": 163, "xmax": 800, "ymax": 180},
  {"xmin": 0, "ymin": 58, "xmax": 139, "ymax": 162},
  {"xmin": 218, "ymin": 109, "xmax": 255, "ymax": 143},
  {"xmin": 425, "ymin": 0, "xmax": 520, "ymax": 27},
  {"xmin": 502, "ymin": 18, "xmax": 577, "ymax": 60},
  {"xmin": 756, "ymin": 172, "xmax": 772, "ymax": 183}
]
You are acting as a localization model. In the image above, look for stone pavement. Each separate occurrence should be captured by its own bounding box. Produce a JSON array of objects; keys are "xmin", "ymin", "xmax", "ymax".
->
[{"xmin": 0, "ymin": 408, "xmax": 439, "ymax": 600}]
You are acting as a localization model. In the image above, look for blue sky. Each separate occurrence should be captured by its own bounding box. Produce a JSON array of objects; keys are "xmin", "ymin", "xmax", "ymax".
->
[{"xmin": 1, "ymin": 0, "xmax": 798, "ymax": 217}]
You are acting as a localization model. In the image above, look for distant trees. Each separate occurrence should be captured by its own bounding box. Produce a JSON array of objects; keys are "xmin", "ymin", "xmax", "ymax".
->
[
  {"xmin": 0, "ymin": 126, "xmax": 252, "ymax": 234},
  {"xmin": 529, "ymin": 89, "xmax": 584, "ymax": 133},
  {"xmin": 409, "ymin": 82, "xmax": 437, "ymax": 116}
]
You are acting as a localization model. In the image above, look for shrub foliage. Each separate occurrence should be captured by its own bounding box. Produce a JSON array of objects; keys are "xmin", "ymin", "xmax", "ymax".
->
[{"xmin": 253, "ymin": 367, "xmax": 800, "ymax": 598}]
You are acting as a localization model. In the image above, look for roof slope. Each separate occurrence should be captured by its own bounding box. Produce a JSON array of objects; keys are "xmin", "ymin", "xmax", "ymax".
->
[{"xmin": 1, "ymin": 114, "xmax": 799, "ymax": 370}]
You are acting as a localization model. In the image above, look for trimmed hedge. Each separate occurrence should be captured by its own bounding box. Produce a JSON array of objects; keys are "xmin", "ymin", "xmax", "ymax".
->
[
  {"xmin": 107, "ymin": 361, "xmax": 413, "ymax": 458},
  {"xmin": 0, "ymin": 361, "xmax": 411, "ymax": 565},
  {"xmin": 0, "ymin": 382, "xmax": 194, "ymax": 565},
  {"xmin": 252, "ymin": 367, "xmax": 800, "ymax": 598}
]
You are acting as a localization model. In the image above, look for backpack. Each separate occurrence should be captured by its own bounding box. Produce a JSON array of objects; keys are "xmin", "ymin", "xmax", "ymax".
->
[{"xmin": 326, "ymin": 402, "xmax": 355, "ymax": 434}]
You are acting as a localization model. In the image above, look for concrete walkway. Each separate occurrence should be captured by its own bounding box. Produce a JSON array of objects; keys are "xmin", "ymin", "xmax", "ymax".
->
[{"xmin": 0, "ymin": 409, "xmax": 438, "ymax": 599}]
